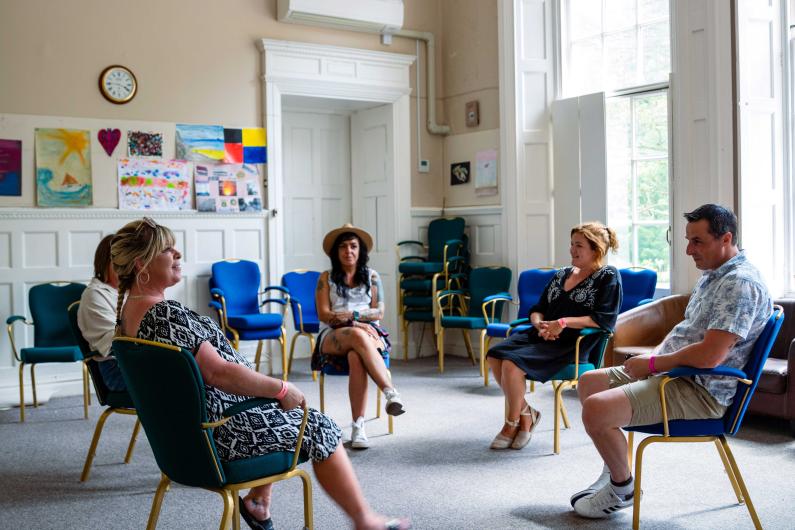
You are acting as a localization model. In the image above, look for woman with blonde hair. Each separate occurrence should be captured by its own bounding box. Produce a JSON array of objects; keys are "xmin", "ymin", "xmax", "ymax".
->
[
  {"xmin": 485, "ymin": 222, "xmax": 622, "ymax": 450},
  {"xmin": 111, "ymin": 217, "xmax": 409, "ymax": 530}
]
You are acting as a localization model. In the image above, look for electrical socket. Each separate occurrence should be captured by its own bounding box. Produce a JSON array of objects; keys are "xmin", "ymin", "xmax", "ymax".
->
[{"xmin": 418, "ymin": 160, "xmax": 430, "ymax": 173}]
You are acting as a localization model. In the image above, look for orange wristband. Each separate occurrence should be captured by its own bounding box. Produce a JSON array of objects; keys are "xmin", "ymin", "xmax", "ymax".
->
[{"xmin": 275, "ymin": 380, "xmax": 289, "ymax": 400}]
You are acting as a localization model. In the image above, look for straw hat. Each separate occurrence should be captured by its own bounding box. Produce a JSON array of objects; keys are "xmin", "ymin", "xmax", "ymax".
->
[{"xmin": 322, "ymin": 223, "xmax": 373, "ymax": 256}]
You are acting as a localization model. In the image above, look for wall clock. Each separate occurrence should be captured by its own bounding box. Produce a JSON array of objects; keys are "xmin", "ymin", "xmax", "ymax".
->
[{"xmin": 98, "ymin": 65, "xmax": 137, "ymax": 104}]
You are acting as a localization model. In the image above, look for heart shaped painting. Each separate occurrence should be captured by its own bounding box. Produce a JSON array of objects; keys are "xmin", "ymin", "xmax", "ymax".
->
[{"xmin": 98, "ymin": 128, "xmax": 121, "ymax": 156}]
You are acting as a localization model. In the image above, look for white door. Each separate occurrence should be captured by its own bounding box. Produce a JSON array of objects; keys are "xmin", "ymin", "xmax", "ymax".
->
[
  {"xmin": 282, "ymin": 111, "xmax": 352, "ymax": 273},
  {"xmin": 350, "ymin": 104, "xmax": 398, "ymax": 337},
  {"xmin": 282, "ymin": 111, "xmax": 352, "ymax": 355}
]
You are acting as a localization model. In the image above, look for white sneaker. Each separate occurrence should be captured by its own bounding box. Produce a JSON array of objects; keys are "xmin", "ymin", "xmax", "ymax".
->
[
  {"xmin": 570, "ymin": 468, "xmax": 611, "ymax": 506},
  {"xmin": 384, "ymin": 388, "xmax": 405, "ymax": 416},
  {"xmin": 573, "ymin": 481, "xmax": 636, "ymax": 519},
  {"xmin": 350, "ymin": 418, "xmax": 370, "ymax": 449}
]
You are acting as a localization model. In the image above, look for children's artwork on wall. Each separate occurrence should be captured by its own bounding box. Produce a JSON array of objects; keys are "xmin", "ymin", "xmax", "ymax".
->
[
  {"xmin": 98, "ymin": 128, "xmax": 121, "ymax": 156},
  {"xmin": 128, "ymin": 131, "xmax": 163, "ymax": 157},
  {"xmin": 224, "ymin": 127, "xmax": 267, "ymax": 164},
  {"xmin": 194, "ymin": 163, "xmax": 262, "ymax": 213},
  {"xmin": 118, "ymin": 158, "xmax": 191, "ymax": 210},
  {"xmin": 35, "ymin": 128, "xmax": 93, "ymax": 206},
  {"xmin": 450, "ymin": 161, "xmax": 470, "ymax": 185},
  {"xmin": 0, "ymin": 139, "xmax": 22, "ymax": 196},
  {"xmin": 475, "ymin": 148, "xmax": 498, "ymax": 196},
  {"xmin": 175, "ymin": 124, "xmax": 224, "ymax": 162}
]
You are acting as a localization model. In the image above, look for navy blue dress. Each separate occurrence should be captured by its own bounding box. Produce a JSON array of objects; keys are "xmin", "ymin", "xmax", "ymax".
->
[{"xmin": 486, "ymin": 266, "xmax": 622, "ymax": 382}]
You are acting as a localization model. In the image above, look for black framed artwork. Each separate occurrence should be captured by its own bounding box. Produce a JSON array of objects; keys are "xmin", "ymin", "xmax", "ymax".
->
[{"xmin": 450, "ymin": 161, "xmax": 470, "ymax": 185}]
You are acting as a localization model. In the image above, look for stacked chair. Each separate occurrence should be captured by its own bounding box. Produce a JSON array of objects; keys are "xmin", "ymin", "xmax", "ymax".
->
[
  {"xmin": 209, "ymin": 259, "xmax": 289, "ymax": 378},
  {"xmin": 435, "ymin": 266, "xmax": 512, "ymax": 375},
  {"xmin": 6, "ymin": 281, "xmax": 89, "ymax": 422},
  {"xmin": 113, "ymin": 337, "xmax": 313, "ymax": 530},
  {"xmin": 396, "ymin": 217, "xmax": 468, "ymax": 360},
  {"xmin": 281, "ymin": 269, "xmax": 321, "ymax": 380},
  {"xmin": 67, "ymin": 302, "xmax": 141, "ymax": 482}
]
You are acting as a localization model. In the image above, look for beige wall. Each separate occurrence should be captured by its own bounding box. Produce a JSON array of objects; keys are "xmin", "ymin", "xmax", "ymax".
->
[
  {"xmin": 0, "ymin": 0, "xmax": 498, "ymax": 209},
  {"xmin": 440, "ymin": 0, "xmax": 500, "ymax": 207}
]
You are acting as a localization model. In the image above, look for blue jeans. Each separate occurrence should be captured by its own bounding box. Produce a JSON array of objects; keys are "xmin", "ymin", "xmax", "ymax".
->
[{"xmin": 98, "ymin": 358, "xmax": 126, "ymax": 391}]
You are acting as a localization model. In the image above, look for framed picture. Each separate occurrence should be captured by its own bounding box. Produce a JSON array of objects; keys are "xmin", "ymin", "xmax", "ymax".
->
[{"xmin": 450, "ymin": 161, "xmax": 470, "ymax": 185}]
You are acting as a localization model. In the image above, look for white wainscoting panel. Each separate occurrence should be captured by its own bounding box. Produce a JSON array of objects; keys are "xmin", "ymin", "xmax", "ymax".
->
[{"xmin": 0, "ymin": 209, "xmax": 270, "ymax": 407}]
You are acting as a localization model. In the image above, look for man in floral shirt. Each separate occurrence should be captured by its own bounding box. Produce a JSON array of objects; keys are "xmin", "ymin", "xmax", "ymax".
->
[{"xmin": 570, "ymin": 204, "xmax": 772, "ymax": 519}]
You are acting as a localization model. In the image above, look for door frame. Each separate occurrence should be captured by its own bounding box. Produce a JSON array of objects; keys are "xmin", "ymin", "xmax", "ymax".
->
[{"xmin": 257, "ymin": 39, "xmax": 415, "ymax": 288}]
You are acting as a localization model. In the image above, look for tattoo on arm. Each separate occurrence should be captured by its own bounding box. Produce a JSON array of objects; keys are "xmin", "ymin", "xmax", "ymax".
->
[{"xmin": 358, "ymin": 302, "xmax": 385, "ymax": 321}]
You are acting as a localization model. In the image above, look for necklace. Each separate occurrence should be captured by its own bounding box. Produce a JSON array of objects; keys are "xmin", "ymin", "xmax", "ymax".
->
[{"xmin": 126, "ymin": 294, "xmax": 164, "ymax": 301}]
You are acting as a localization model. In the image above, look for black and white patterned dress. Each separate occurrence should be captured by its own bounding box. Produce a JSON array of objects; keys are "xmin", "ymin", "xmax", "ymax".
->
[
  {"xmin": 137, "ymin": 300, "xmax": 342, "ymax": 462},
  {"xmin": 486, "ymin": 266, "xmax": 622, "ymax": 382}
]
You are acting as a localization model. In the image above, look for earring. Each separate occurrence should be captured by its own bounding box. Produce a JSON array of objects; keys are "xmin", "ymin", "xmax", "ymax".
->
[{"xmin": 138, "ymin": 271, "xmax": 150, "ymax": 285}]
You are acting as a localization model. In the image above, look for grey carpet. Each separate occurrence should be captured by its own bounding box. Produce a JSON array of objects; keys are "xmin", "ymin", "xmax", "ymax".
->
[{"xmin": 1, "ymin": 356, "xmax": 794, "ymax": 529}]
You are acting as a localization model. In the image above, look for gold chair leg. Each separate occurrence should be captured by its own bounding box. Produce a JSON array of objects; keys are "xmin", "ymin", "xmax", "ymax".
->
[
  {"xmin": 31, "ymin": 364, "xmax": 38, "ymax": 407},
  {"xmin": 254, "ymin": 340, "xmax": 263, "ymax": 373},
  {"xmin": 231, "ymin": 487, "xmax": 241, "ymax": 530},
  {"xmin": 376, "ymin": 380, "xmax": 382, "ymax": 419},
  {"xmin": 719, "ymin": 436, "xmax": 762, "ymax": 529},
  {"xmin": 530, "ymin": 380, "xmax": 535, "ymax": 393},
  {"xmin": 280, "ymin": 330, "xmax": 288, "ymax": 381},
  {"xmin": 18, "ymin": 362, "xmax": 25, "ymax": 423},
  {"xmin": 80, "ymin": 407, "xmax": 115, "ymax": 482},
  {"xmin": 438, "ymin": 329, "xmax": 445, "ymax": 373},
  {"xmin": 481, "ymin": 331, "xmax": 489, "ymax": 386},
  {"xmin": 219, "ymin": 488, "xmax": 235, "ymax": 530},
  {"xmin": 386, "ymin": 370, "xmax": 394, "ymax": 434},
  {"xmin": 82, "ymin": 362, "xmax": 90, "ymax": 419},
  {"xmin": 632, "ymin": 436, "xmax": 654, "ymax": 530},
  {"xmin": 461, "ymin": 330, "xmax": 476, "ymax": 365},
  {"xmin": 416, "ymin": 322, "xmax": 426, "ymax": 358},
  {"xmin": 714, "ymin": 438, "xmax": 744, "ymax": 503},
  {"xmin": 146, "ymin": 474, "xmax": 171, "ymax": 530},
  {"xmin": 310, "ymin": 335, "xmax": 317, "ymax": 382},
  {"xmin": 627, "ymin": 431, "xmax": 634, "ymax": 472},
  {"xmin": 319, "ymin": 373, "xmax": 325, "ymax": 413},
  {"xmin": 289, "ymin": 333, "xmax": 300, "ymax": 375},
  {"xmin": 298, "ymin": 468, "xmax": 315, "ymax": 530},
  {"xmin": 553, "ymin": 381, "xmax": 569, "ymax": 454},
  {"xmin": 125, "ymin": 418, "xmax": 142, "ymax": 463}
]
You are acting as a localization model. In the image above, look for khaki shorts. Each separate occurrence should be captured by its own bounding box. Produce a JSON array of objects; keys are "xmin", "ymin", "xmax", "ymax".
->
[{"xmin": 605, "ymin": 366, "xmax": 727, "ymax": 427}]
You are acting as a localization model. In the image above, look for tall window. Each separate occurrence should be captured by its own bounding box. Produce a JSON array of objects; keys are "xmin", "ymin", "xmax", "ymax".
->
[{"xmin": 561, "ymin": 0, "xmax": 672, "ymax": 288}]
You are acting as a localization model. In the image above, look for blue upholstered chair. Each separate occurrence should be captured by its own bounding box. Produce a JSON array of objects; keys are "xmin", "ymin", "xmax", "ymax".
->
[
  {"xmin": 435, "ymin": 266, "xmax": 512, "ymax": 374},
  {"xmin": 506, "ymin": 317, "xmax": 612, "ymax": 454},
  {"xmin": 67, "ymin": 301, "xmax": 141, "ymax": 482},
  {"xmin": 624, "ymin": 305, "xmax": 784, "ymax": 529},
  {"xmin": 6, "ymin": 282, "xmax": 88, "ymax": 422},
  {"xmin": 618, "ymin": 267, "xmax": 657, "ymax": 313},
  {"xmin": 113, "ymin": 336, "xmax": 313, "ymax": 530},
  {"xmin": 318, "ymin": 354, "xmax": 396, "ymax": 435},
  {"xmin": 281, "ymin": 269, "xmax": 321, "ymax": 380},
  {"xmin": 209, "ymin": 259, "xmax": 288, "ymax": 378}
]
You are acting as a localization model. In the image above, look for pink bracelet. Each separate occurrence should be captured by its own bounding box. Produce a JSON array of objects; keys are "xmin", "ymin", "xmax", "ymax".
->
[
  {"xmin": 649, "ymin": 356, "xmax": 657, "ymax": 374},
  {"xmin": 557, "ymin": 318, "xmax": 567, "ymax": 328},
  {"xmin": 275, "ymin": 380, "xmax": 289, "ymax": 400}
]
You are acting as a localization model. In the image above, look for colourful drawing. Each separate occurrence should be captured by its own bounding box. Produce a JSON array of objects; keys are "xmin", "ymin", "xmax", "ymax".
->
[
  {"xmin": 176, "ymin": 124, "xmax": 224, "ymax": 162},
  {"xmin": 118, "ymin": 158, "xmax": 191, "ymax": 210},
  {"xmin": 0, "ymin": 139, "xmax": 22, "ymax": 196},
  {"xmin": 35, "ymin": 128, "xmax": 92, "ymax": 206},
  {"xmin": 194, "ymin": 163, "xmax": 262, "ymax": 213},
  {"xmin": 224, "ymin": 127, "xmax": 267, "ymax": 164},
  {"xmin": 128, "ymin": 131, "xmax": 163, "ymax": 157}
]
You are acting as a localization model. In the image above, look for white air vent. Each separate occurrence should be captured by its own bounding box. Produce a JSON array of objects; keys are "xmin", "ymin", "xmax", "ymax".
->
[{"xmin": 277, "ymin": 0, "xmax": 404, "ymax": 35}]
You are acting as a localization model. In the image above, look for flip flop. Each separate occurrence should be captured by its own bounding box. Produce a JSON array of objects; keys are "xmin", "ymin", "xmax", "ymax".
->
[{"xmin": 239, "ymin": 496, "xmax": 275, "ymax": 530}]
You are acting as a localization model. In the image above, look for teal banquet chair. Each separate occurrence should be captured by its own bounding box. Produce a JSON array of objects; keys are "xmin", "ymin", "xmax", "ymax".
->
[
  {"xmin": 435, "ymin": 266, "xmax": 512, "ymax": 374},
  {"xmin": 209, "ymin": 259, "xmax": 289, "ymax": 378},
  {"xmin": 624, "ymin": 305, "xmax": 784, "ymax": 529},
  {"xmin": 507, "ymin": 316, "xmax": 612, "ymax": 454},
  {"xmin": 618, "ymin": 267, "xmax": 657, "ymax": 313},
  {"xmin": 397, "ymin": 217, "xmax": 467, "ymax": 359},
  {"xmin": 281, "ymin": 269, "xmax": 321, "ymax": 380},
  {"xmin": 6, "ymin": 281, "xmax": 89, "ymax": 422},
  {"xmin": 67, "ymin": 301, "xmax": 141, "ymax": 482},
  {"xmin": 113, "ymin": 336, "xmax": 313, "ymax": 530}
]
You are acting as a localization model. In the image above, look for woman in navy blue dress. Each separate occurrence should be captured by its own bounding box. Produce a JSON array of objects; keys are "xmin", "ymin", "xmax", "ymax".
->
[{"xmin": 486, "ymin": 223, "xmax": 622, "ymax": 450}]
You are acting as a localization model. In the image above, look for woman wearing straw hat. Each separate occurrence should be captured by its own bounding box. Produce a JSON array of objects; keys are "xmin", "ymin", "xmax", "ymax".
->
[{"xmin": 314, "ymin": 224, "xmax": 406, "ymax": 449}]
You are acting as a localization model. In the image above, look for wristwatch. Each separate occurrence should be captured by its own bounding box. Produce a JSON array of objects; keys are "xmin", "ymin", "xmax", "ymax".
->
[{"xmin": 352, "ymin": 310, "xmax": 360, "ymax": 322}]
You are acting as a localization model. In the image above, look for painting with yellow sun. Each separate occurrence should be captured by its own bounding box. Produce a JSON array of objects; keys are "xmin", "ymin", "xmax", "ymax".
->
[{"xmin": 35, "ymin": 128, "xmax": 93, "ymax": 206}]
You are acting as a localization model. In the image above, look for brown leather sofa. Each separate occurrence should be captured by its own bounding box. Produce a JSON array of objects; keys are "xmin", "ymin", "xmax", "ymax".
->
[{"xmin": 606, "ymin": 295, "xmax": 795, "ymax": 432}]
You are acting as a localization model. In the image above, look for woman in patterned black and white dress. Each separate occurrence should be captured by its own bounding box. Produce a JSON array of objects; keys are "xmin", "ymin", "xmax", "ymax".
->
[
  {"xmin": 111, "ymin": 218, "xmax": 409, "ymax": 530},
  {"xmin": 485, "ymin": 223, "xmax": 622, "ymax": 451}
]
